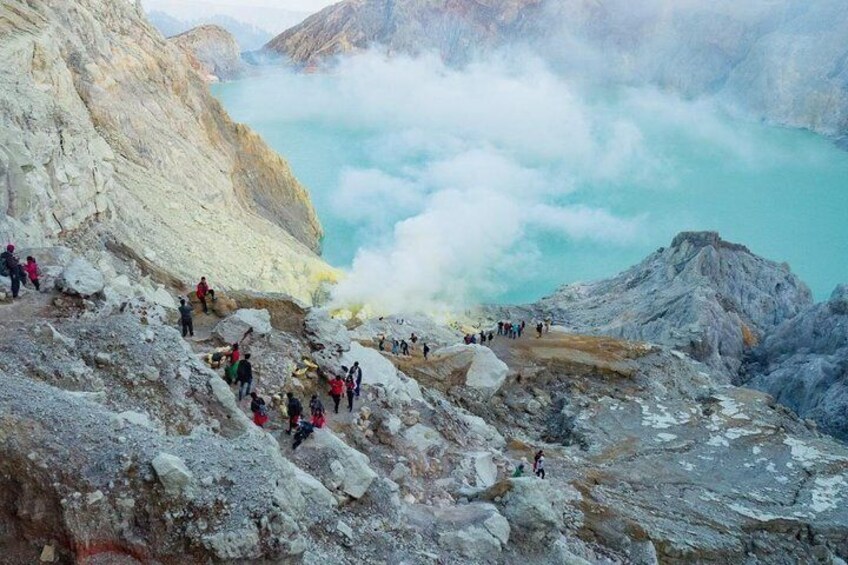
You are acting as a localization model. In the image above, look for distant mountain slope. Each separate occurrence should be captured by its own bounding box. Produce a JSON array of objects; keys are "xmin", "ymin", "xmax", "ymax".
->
[
  {"xmin": 265, "ymin": 0, "xmax": 848, "ymax": 139},
  {"xmin": 0, "ymin": 0, "xmax": 334, "ymax": 302},
  {"xmin": 266, "ymin": 0, "xmax": 542, "ymax": 66},
  {"xmin": 147, "ymin": 10, "xmax": 275, "ymax": 51}
]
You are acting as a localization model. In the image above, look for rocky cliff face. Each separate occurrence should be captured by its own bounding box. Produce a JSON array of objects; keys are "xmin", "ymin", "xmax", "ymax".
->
[
  {"xmin": 744, "ymin": 285, "xmax": 848, "ymax": 441},
  {"xmin": 170, "ymin": 24, "xmax": 245, "ymax": 82},
  {"xmin": 265, "ymin": 0, "xmax": 848, "ymax": 139},
  {"xmin": 517, "ymin": 232, "xmax": 813, "ymax": 377},
  {"xmin": 266, "ymin": 0, "xmax": 542, "ymax": 66},
  {"xmin": 0, "ymin": 0, "xmax": 333, "ymax": 303}
]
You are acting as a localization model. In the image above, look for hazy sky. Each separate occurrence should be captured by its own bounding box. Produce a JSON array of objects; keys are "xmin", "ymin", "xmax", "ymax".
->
[{"xmin": 142, "ymin": 0, "xmax": 337, "ymax": 32}]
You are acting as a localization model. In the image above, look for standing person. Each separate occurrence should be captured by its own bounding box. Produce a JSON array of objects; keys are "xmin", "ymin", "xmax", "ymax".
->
[
  {"xmin": 512, "ymin": 322, "xmax": 520, "ymax": 340},
  {"xmin": 285, "ymin": 392, "xmax": 302, "ymax": 434},
  {"xmin": 410, "ymin": 333, "xmax": 418, "ymax": 350},
  {"xmin": 345, "ymin": 372, "xmax": 356, "ymax": 412},
  {"xmin": 178, "ymin": 298, "xmax": 194, "ymax": 337},
  {"xmin": 479, "ymin": 331, "xmax": 486, "ymax": 345},
  {"xmin": 349, "ymin": 362, "xmax": 363, "ymax": 397},
  {"xmin": 224, "ymin": 343, "xmax": 240, "ymax": 384},
  {"xmin": 488, "ymin": 331, "xmax": 494, "ymax": 344},
  {"xmin": 23, "ymin": 256, "xmax": 40, "ymax": 291},
  {"xmin": 401, "ymin": 339, "xmax": 410, "ymax": 356},
  {"xmin": 378, "ymin": 335, "xmax": 386, "ymax": 351},
  {"xmin": 497, "ymin": 321, "xmax": 504, "ymax": 336},
  {"xmin": 236, "ymin": 353, "xmax": 253, "ymax": 401},
  {"xmin": 519, "ymin": 321, "xmax": 525, "ymax": 337},
  {"xmin": 391, "ymin": 339, "xmax": 400, "ymax": 356},
  {"xmin": 1, "ymin": 244, "xmax": 21, "ymax": 299},
  {"xmin": 329, "ymin": 374, "xmax": 345, "ymax": 414},
  {"xmin": 545, "ymin": 317, "xmax": 552, "ymax": 333},
  {"xmin": 533, "ymin": 450, "xmax": 546, "ymax": 479},
  {"xmin": 423, "ymin": 343, "xmax": 431, "ymax": 360},
  {"xmin": 536, "ymin": 322, "xmax": 544, "ymax": 338},
  {"xmin": 250, "ymin": 392, "xmax": 269, "ymax": 427},
  {"xmin": 195, "ymin": 276, "xmax": 215, "ymax": 314}
]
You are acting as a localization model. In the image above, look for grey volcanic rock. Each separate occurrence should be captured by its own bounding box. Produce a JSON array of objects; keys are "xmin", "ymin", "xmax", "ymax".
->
[
  {"xmin": 55, "ymin": 257, "xmax": 104, "ymax": 297},
  {"xmin": 744, "ymin": 284, "xmax": 848, "ymax": 441},
  {"xmin": 170, "ymin": 24, "xmax": 245, "ymax": 82},
  {"xmin": 264, "ymin": 0, "xmax": 542, "ymax": 67},
  {"xmin": 528, "ymin": 232, "xmax": 812, "ymax": 377}
]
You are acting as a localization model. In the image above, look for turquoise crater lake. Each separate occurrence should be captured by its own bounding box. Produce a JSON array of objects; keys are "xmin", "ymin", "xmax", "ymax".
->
[{"xmin": 213, "ymin": 66, "xmax": 848, "ymax": 305}]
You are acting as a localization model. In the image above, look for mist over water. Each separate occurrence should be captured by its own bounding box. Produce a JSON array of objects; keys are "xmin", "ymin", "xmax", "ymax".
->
[{"xmin": 213, "ymin": 53, "xmax": 848, "ymax": 310}]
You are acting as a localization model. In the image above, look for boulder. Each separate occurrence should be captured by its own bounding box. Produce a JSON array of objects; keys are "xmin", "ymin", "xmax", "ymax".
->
[
  {"xmin": 151, "ymin": 453, "xmax": 194, "ymax": 495},
  {"xmin": 409, "ymin": 503, "xmax": 509, "ymax": 561},
  {"xmin": 304, "ymin": 309, "xmax": 351, "ymax": 368},
  {"xmin": 341, "ymin": 342, "xmax": 423, "ymax": 403},
  {"xmin": 484, "ymin": 478, "xmax": 570, "ymax": 542},
  {"xmin": 212, "ymin": 309, "xmax": 272, "ymax": 344},
  {"xmin": 55, "ymin": 257, "xmax": 104, "ymax": 297},
  {"xmin": 471, "ymin": 452, "xmax": 498, "ymax": 487},
  {"xmin": 291, "ymin": 429, "xmax": 377, "ymax": 499},
  {"xmin": 429, "ymin": 344, "xmax": 508, "ymax": 397},
  {"xmin": 402, "ymin": 423, "xmax": 446, "ymax": 453}
]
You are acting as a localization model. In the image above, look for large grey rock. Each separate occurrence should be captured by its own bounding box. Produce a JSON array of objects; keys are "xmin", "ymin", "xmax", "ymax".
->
[
  {"xmin": 407, "ymin": 503, "xmax": 509, "ymax": 561},
  {"xmin": 745, "ymin": 284, "xmax": 848, "ymax": 440},
  {"xmin": 291, "ymin": 429, "xmax": 377, "ymax": 499},
  {"xmin": 341, "ymin": 342, "xmax": 422, "ymax": 403},
  {"xmin": 151, "ymin": 453, "xmax": 194, "ymax": 495},
  {"xmin": 431, "ymin": 344, "xmax": 509, "ymax": 398},
  {"xmin": 524, "ymin": 232, "xmax": 812, "ymax": 377},
  {"xmin": 55, "ymin": 257, "xmax": 104, "ymax": 297},
  {"xmin": 212, "ymin": 308, "xmax": 273, "ymax": 344}
]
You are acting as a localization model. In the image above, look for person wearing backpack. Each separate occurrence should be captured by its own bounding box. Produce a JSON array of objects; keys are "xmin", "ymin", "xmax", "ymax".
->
[
  {"xmin": 292, "ymin": 419, "xmax": 314, "ymax": 450},
  {"xmin": 329, "ymin": 374, "xmax": 345, "ymax": 414},
  {"xmin": 1, "ymin": 244, "xmax": 22, "ymax": 299},
  {"xmin": 236, "ymin": 353, "xmax": 253, "ymax": 401},
  {"xmin": 286, "ymin": 392, "xmax": 303, "ymax": 434},
  {"xmin": 23, "ymin": 256, "xmax": 40, "ymax": 291},
  {"xmin": 249, "ymin": 392, "xmax": 269, "ymax": 427},
  {"xmin": 178, "ymin": 298, "xmax": 194, "ymax": 337},
  {"xmin": 533, "ymin": 450, "xmax": 546, "ymax": 479}
]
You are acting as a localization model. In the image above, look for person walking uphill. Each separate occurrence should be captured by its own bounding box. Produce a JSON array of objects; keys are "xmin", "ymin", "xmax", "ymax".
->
[
  {"xmin": 285, "ymin": 392, "xmax": 303, "ymax": 434},
  {"xmin": 236, "ymin": 353, "xmax": 253, "ymax": 401},
  {"xmin": 345, "ymin": 372, "xmax": 356, "ymax": 412},
  {"xmin": 196, "ymin": 276, "xmax": 215, "ymax": 314},
  {"xmin": 349, "ymin": 361, "xmax": 363, "ymax": 397},
  {"xmin": 533, "ymin": 450, "xmax": 546, "ymax": 479},
  {"xmin": 1, "ymin": 244, "xmax": 22, "ymax": 299},
  {"xmin": 178, "ymin": 298, "xmax": 194, "ymax": 337},
  {"xmin": 23, "ymin": 256, "xmax": 40, "ymax": 291},
  {"xmin": 250, "ymin": 392, "xmax": 269, "ymax": 428},
  {"xmin": 329, "ymin": 374, "xmax": 345, "ymax": 414}
]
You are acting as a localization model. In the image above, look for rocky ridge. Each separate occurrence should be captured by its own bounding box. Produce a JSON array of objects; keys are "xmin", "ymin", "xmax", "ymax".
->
[
  {"xmin": 0, "ymin": 0, "xmax": 335, "ymax": 304},
  {"xmin": 170, "ymin": 24, "xmax": 245, "ymax": 82}
]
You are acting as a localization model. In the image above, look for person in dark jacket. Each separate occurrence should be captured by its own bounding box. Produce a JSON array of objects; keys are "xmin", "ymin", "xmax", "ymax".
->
[
  {"xmin": 423, "ymin": 343, "xmax": 430, "ymax": 360},
  {"xmin": 178, "ymin": 298, "xmax": 194, "ymax": 337},
  {"xmin": 329, "ymin": 374, "xmax": 345, "ymax": 413},
  {"xmin": 292, "ymin": 420, "xmax": 314, "ymax": 450},
  {"xmin": 236, "ymin": 353, "xmax": 253, "ymax": 401},
  {"xmin": 250, "ymin": 392, "xmax": 269, "ymax": 427},
  {"xmin": 286, "ymin": 392, "xmax": 303, "ymax": 434},
  {"xmin": 309, "ymin": 394, "xmax": 324, "ymax": 417},
  {"xmin": 1, "ymin": 244, "xmax": 21, "ymax": 298},
  {"xmin": 349, "ymin": 362, "xmax": 363, "ymax": 397}
]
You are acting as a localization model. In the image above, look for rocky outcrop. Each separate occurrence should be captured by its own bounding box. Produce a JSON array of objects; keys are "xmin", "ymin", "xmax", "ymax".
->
[
  {"xmin": 744, "ymin": 284, "xmax": 848, "ymax": 441},
  {"xmin": 427, "ymin": 344, "xmax": 508, "ymax": 398},
  {"xmin": 212, "ymin": 308, "xmax": 273, "ymax": 344},
  {"xmin": 522, "ymin": 232, "xmax": 812, "ymax": 377},
  {"xmin": 264, "ymin": 0, "xmax": 542, "ymax": 66},
  {"xmin": 0, "ymin": 0, "xmax": 334, "ymax": 303},
  {"xmin": 170, "ymin": 24, "xmax": 245, "ymax": 82},
  {"xmin": 55, "ymin": 257, "xmax": 104, "ymax": 297}
]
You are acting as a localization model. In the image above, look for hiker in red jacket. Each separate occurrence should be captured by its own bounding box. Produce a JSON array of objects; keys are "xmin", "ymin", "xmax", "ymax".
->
[
  {"xmin": 329, "ymin": 374, "xmax": 345, "ymax": 414},
  {"xmin": 23, "ymin": 256, "xmax": 40, "ymax": 291},
  {"xmin": 196, "ymin": 276, "xmax": 215, "ymax": 314}
]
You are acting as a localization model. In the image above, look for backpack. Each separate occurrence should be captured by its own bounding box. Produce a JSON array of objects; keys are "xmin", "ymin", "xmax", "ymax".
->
[
  {"xmin": 258, "ymin": 402, "xmax": 268, "ymax": 417},
  {"xmin": 0, "ymin": 253, "xmax": 8, "ymax": 277}
]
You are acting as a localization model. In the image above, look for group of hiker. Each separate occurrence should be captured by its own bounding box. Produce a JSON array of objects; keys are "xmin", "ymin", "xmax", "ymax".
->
[
  {"xmin": 512, "ymin": 450, "xmax": 546, "ymax": 479},
  {"xmin": 378, "ymin": 333, "xmax": 430, "ymax": 358},
  {"xmin": 1, "ymin": 244, "xmax": 42, "ymax": 299}
]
